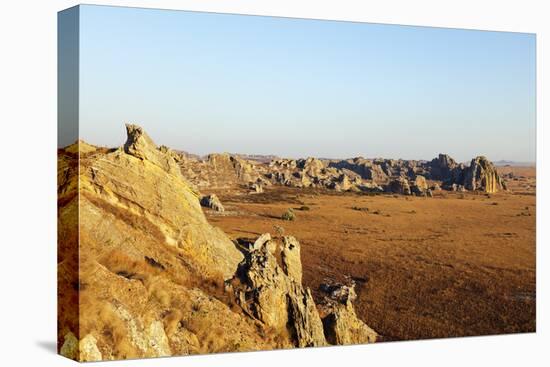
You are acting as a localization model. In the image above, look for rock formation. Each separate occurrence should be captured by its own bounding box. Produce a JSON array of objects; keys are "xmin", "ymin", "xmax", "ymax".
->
[
  {"xmin": 411, "ymin": 175, "xmax": 428, "ymax": 196},
  {"xmin": 59, "ymin": 125, "xmax": 269, "ymax": 361},
  {"xmin": 329, "ymin": 157, "xmax": 389, "ymax": 181},
  {"xmin": 124, "ymin": 124, "xmax": 182, "ymax": 175},
  {"xmin": 200, "ymin": 193, "xmax": 225, "ymax": 212},
  {"xmin": 281, "ymin": 236, "xmax": 303, "ymax": 283},
  {"xmin": 428, "ymin": 154, "xmax": 459, "ymax": 181},
  {"xmin": 387, "ymin": 177, "xmax": 411, "ymax": 195},
  {"xmin": 229, "ymin": 234, "xmax": 327, "ymax": 348},
  {"xmin": 318, "ymin": 283, "xmax": 379, "ymax": 345},
  {"xmin": 463, "ymin": 156, "xmax": 506, "ymax": 193},
  {"xmin": 170, "ymin": 143, "xmax": 506, "ymax": 196}
]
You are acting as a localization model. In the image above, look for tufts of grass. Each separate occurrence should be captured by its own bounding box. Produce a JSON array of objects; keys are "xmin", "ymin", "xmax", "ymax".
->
[{"xmin": 281, "ymin": 208, "xmax": 296, "ymax": 221}]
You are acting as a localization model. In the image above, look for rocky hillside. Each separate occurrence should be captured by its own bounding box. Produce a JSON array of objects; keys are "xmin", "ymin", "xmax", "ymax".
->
[{"xmin": 58, "ymin": 124, "xmax": 377, "ymax": 361}]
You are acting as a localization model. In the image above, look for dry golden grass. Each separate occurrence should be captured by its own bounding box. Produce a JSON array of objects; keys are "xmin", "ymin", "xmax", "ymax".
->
[{"xmin": 208, "ymin": 171, "xmax": 536, "ymax": 341}]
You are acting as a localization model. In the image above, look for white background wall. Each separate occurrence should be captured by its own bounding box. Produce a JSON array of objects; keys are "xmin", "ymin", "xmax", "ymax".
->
[{"xmin": 0, "ymin": 1, "xmax": 547, "ymax": 366}]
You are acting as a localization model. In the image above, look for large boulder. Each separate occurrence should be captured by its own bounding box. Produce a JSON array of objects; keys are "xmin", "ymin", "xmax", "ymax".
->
[{"xmin": 200, "ymin": 193, "xmax": 225, "ymax": 212}]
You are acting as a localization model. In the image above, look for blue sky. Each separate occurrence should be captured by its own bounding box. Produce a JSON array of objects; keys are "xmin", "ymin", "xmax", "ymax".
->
[{"xmin": 75, "ymin": 5, "xmax": 535, "ymax": 162}]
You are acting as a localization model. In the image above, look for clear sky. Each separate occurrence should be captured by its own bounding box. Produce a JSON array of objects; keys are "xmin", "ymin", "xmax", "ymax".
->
[{"xmin": 74, "ymin": 5, "xmax": 536, "ymax": 162}]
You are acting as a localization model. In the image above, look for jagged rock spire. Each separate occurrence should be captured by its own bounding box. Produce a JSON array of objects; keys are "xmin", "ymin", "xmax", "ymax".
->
[{"xmin": 123, "ymin": 123, "xmax": 181, "ymax": 175}]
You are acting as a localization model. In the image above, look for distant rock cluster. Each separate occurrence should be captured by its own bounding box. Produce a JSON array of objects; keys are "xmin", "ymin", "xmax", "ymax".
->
[
  {"xmin": 433, "ymin": 154, "xmax": 508, "ymax": 193},
  {"xmin": 170, "ymin": 144, "xmax": 506, "ymax": 196}
]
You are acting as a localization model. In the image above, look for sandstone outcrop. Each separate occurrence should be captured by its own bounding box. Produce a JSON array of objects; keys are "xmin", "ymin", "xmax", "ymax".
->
[
  {"xmin": 171, "ymin": 145, "xmax": 506, "ymax": 196},
  {"xmin": 124, "ymin": 124, "xmax": 181, "ymax": 175},
  {"xmin": 463, "ymin": 156, "xmax": 506, "ymax": 193},
  {"xmin": 329, "ymin": 158, "xmax": 389, "ymax": 181},
  {"xmin": 59, "ymin": 125, "xmax": 280, "ymax": 361},
  {"xmin": 429, "ymin": 154, "xmax": 459, "ymax": 181},
  {"xmin": 318, "ymin": 283, "xmax": 379, "ymax": 345},
  {"xmin": 80, "ymin": 124, "xmax": 240, "ymax": 278},
  {"xmin": 281, "ymin": 236, "xmax": 303, "ymax": 283},
  {"xmin": 229, "ymin": 234, "xmax": 327, "ymax": 347},
  {"xmin": 387, "ymin": 177, "xmax": 411, "ymax": 195},
  {"xmin": 411, "ymin": 175, "xmax": 428, "ymax": 196},
  {"xmin": 265, "ymin": 157, "xmax": 379, "ymax": 192}
]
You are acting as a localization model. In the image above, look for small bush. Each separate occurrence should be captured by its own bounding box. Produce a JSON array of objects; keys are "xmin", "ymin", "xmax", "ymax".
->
[{"xmin": 281, "ymin": 208, "xmax": 296, "ymax": 221}]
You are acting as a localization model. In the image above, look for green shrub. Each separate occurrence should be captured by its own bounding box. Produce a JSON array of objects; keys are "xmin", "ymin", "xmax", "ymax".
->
[{"xmin": 281, "ymin": 208, "xmax": 296, "ymax": 221}]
